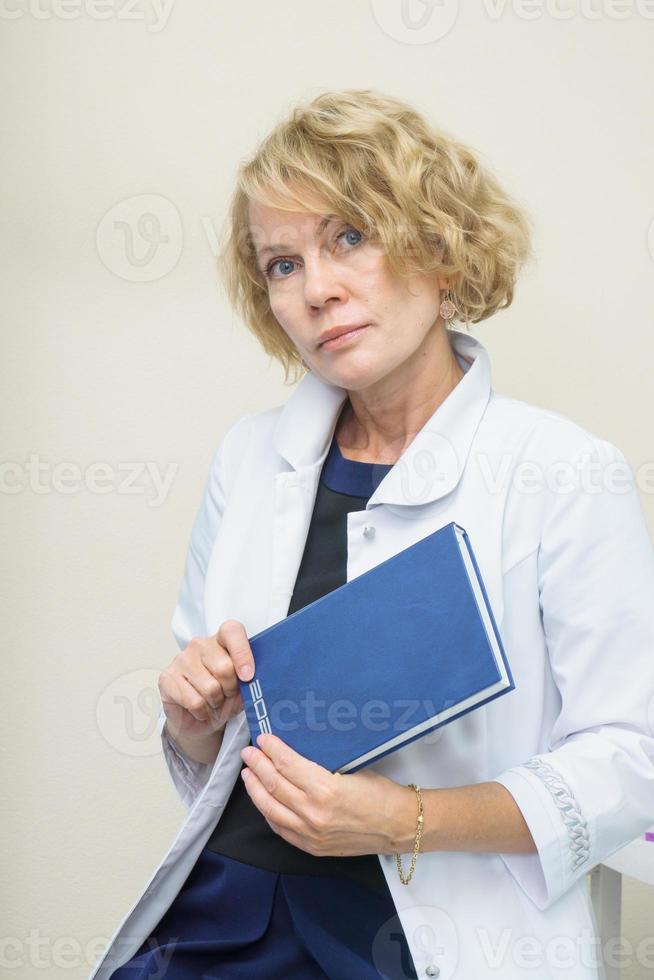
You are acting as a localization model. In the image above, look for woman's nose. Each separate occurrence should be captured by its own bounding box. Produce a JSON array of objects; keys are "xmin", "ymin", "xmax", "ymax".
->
[{"xmin": 302, "ymin": 255, "xmax": 348, "ymax": 306}]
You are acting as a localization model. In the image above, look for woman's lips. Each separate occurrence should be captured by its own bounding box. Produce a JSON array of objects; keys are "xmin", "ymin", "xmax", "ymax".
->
[{"xmin": 319, "ymin": 325, "xmax": 369, "ymax": 351}]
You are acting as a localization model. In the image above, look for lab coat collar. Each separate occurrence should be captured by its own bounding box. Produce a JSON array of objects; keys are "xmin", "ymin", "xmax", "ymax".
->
[{"xmin": 272, "ymin": 328, "xmax": 492, "ymax": 508}]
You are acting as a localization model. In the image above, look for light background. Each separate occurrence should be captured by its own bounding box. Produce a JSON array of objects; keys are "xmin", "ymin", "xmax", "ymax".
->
[{"xmin": 2, "ymin": 1, "xmax": 653, "ymax": 977}]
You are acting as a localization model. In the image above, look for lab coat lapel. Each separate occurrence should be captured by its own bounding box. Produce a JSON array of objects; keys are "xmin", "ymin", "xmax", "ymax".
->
[
  {"xmin": 368, "ymin": 329, "xmax": 492, "ymax": 508},
  {"xmin": 268, "ymin": 374, "xmax": 349, "ymax": 624},
  {"xmin": 272, "ymin": 328, "xmax": 492, "ymax": 510}
]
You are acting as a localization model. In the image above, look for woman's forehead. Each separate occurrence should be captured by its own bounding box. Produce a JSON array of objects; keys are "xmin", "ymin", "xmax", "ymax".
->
[{"xmin": 248, "ymin": 200, "xmax": 341, "ymax": 253}]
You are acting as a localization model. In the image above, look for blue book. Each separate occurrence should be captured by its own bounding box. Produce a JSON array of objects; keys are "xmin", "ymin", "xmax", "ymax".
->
[{"xmin": 238, "ymin": 521, "xmax": 514, "ymax": 774}]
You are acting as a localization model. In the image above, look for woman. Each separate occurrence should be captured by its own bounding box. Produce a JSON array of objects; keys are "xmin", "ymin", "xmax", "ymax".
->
[{"xmin": 91, "ymin": 90, "xmax": 654, "ymax": 980}]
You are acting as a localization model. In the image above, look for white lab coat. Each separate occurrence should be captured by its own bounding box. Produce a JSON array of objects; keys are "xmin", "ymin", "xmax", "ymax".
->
[{"xmin": 90, "ymin": 329, "xmax": 654, "ymax": 980}]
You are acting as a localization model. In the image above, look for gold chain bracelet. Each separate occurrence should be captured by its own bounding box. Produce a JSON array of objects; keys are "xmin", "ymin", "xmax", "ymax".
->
[{"xmin": 394, "ymin": 783, "xmax": 424, "ymax": 885}]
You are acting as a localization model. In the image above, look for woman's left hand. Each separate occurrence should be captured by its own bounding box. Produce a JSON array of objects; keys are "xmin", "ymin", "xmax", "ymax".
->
[{"xmin": 239, "ymin": 733, "xmax": 405, "ymax": 857}]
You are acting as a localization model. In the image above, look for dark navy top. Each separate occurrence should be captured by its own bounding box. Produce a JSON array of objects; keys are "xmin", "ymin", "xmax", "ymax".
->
[{"xmin": 205, "ymin": 421, "xmax": 395, "ymax": 897}]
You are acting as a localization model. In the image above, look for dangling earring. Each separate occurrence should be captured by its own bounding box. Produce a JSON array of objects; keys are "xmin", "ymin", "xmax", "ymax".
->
[{"xmin": 439, "ymin": 289, "xmax": 457, "ymax": 323}]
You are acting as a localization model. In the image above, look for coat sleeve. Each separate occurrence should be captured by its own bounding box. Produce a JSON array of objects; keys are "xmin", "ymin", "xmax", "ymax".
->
[
  {"xmin": 159, "ymin": 413, "xmax": 254, "ymax": 809},
  {"xmin": 491, "ymin": 428, "xmax": 654, "ymax": 910}
]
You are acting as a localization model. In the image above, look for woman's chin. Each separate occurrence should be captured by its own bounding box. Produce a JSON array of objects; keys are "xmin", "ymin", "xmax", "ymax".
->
[{"xmin": 324, "ymin": 363, "xmax": 382, "ymax": 391}]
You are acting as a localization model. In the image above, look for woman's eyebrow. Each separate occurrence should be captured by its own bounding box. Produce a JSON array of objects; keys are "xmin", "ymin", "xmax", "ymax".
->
[{"xmin": 254, "ymin": 214, "xmax": 338, "ymax": 261}]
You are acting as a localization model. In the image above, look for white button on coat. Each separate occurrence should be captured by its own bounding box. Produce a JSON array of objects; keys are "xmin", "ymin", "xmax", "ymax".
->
[
  {"xmin": 89, "ymin": 329, "xmax": 654, "ymax": 980},
  {"xmin": 362, "ymin": 523, "xmax": 375, "ymax": 538}
]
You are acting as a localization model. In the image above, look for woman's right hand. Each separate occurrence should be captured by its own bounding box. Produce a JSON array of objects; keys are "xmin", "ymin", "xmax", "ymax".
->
[{"xmin": 158, "ymin": 620, "xmax": 256, "ymax": 742}]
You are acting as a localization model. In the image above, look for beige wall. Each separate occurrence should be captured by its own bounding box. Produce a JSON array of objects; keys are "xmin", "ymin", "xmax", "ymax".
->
[{"xmin": 2, "ymin": 3, "xmax": 653, "ymax": 977}]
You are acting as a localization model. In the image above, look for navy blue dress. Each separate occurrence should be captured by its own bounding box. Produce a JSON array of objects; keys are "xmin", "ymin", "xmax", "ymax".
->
[{"xmin": 109, "ymin": 427, "xmax": 419, "ymax": 980}]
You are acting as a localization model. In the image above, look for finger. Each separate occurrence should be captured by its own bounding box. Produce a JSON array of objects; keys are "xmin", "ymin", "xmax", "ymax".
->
[
  {"xmin": 183, "ymin": 637, "xmax": 237, "ymax": 703},
  {"xmin": 200, "ymin": 642, "xmax": 240, "ymax": 699},
  {"xmin": 217, "ymin": 619, "xmax": 256, "ymax": 681},
  {"xmin": 242, "ymin": 746, "xmax": 307, "ymax": 815},
  {"xmin": 162, "ymin": 673, "xmax": 217, "ymax": 724},
  {"xmin": 241, "ymin": 767, "xmax": 307, "ymax": 838},
  {"xmin": 178, "ymin": 652, "xmax": 229, "ymax": 712},
  {"xmin": 255, "ymin": 733, "xmax": 331, "ymax": 792}
]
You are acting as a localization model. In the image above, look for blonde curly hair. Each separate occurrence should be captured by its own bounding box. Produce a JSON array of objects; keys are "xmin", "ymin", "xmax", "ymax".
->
[{"xmin": 217, "ymin": 88, "xmax": 533, "ymax": 385}]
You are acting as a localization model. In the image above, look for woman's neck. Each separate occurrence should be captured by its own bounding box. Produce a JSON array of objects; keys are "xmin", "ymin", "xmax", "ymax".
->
[{"xmin": 335, "ymin": 352, "xmax": 465, "ymax": 466}]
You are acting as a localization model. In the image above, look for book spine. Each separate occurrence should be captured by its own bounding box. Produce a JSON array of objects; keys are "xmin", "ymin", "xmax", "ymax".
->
[{"xmin": 457, "ymin": 527, "xmax": 516, "ymax": 691}]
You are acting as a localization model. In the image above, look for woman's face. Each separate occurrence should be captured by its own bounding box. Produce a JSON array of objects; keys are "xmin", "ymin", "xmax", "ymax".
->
[{"xmin": 248, "ymin": 198, "xmax": 449, "ymax": 392}]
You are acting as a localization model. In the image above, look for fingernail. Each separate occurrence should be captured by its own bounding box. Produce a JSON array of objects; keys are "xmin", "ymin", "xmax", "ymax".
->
[{"xmin": 239, "ymin": 665, "xmax": 254, "ymax": 681}]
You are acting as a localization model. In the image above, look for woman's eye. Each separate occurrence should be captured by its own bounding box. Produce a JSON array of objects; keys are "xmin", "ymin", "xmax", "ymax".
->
[
  {"xmin": 339, "ymin": 227, "xmax": 363, "ymax": 248},
  {"xmin": 263, "ymin": 226, "xmax": 363, "ymax": 280},
  {"xmin": 265, "ymin": 258, "xmax": 296, "ymax": 279}
]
